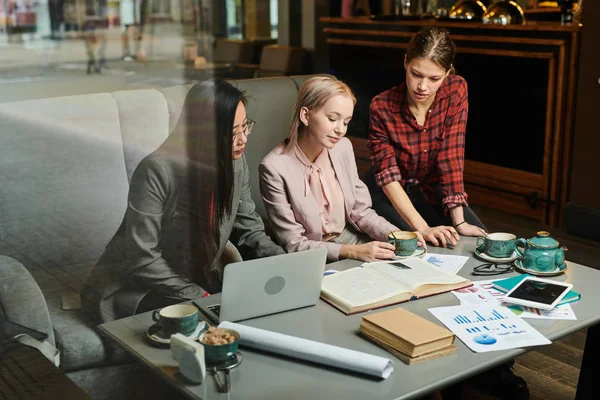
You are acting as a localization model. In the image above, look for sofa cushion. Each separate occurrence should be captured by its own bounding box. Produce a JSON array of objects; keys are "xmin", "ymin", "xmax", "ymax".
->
[
  {"xmin": 0, "ymin": 255, "xmax": 56, "ymax": 347},
  {"xmin": 53, "ymin": 306, "xmax": 126, "ymax": 372},
  {"xmin": 0, "ymin": 94, "xmax": 130, "ymax": 270},
  {"xmin": 229, "ymin": 77, "xmax": 300, "ymax": 220},
  {"xmin": 0, "ymin": 255, "xmax": 116, "ymax": 371},
  {"xmin": 111, "ymin": 89, "xmax": 171, "ymax": 182},
  {"xmin": 289, "ymin": 74, "xmax": 335, "ymax": 90},
  {"xmin": 158, "ymin": 84, "xmax": 193, "ymax": 133}
]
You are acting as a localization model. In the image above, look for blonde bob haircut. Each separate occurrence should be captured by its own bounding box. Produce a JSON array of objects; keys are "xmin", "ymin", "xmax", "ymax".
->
[{"xmin": 284, "ymin": 76, "xmax": 356, "ymax": 153}]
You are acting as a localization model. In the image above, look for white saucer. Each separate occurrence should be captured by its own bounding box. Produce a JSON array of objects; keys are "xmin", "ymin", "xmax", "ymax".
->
[
  {"xmin": 146, "ymin": 321, "xmax": 208, "ymax": 346},
  {"xmin": 474, "ymin": 248, "xmax": 518, "ymax": 263},
  {"xmin": 394, "ymin": 247, "xmax": 426, "ymax": 259}
]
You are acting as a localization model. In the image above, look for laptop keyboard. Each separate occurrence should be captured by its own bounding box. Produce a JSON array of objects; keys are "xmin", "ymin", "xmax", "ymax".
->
[{"xmin": 207, "ymin": 304, "xmax": 221, "ymax": 316}]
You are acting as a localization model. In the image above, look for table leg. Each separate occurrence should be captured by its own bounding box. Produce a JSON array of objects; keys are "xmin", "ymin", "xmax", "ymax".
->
[{"xmin": 575, "ymin": 323, "xmax": 600, "ymax": 399}]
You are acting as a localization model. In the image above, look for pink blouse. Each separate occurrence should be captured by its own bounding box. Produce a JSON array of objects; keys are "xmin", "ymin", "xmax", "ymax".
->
[{"xmin": 293, "ymin": 144, "xmax": 346, "ymax": 240}]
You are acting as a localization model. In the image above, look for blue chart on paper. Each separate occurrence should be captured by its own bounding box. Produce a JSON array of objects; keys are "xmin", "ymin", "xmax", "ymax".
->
[
  {"xmin": 426, "ymin": 256, "xmax": 443, "ymax": 268},
  {"xmin": 473, "ymin": 334, "xmax": 497, "ymax": 345},
  {"xmin": 453, "ymin": 310, "xmax": 506, "ymax": 324},
  {"xmin": 450, "ymin": 308, "xmax": 525, "ymax": 343}
]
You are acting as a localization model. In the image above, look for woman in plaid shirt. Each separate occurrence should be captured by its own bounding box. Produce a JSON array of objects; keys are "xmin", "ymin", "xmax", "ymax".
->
[
  {"xmin": 366, "ymin": 26, "xmax": 530, "ymax": 400},
  {"xmin": 366, "ymin": 27, "xmax": 486, "ymax": 248}
]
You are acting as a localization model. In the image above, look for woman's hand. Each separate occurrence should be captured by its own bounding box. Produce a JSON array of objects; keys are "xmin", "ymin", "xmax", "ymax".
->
[
  {"xmin": 455, "ymin": 222, "xmax": 486, "ymax": 237},
  {"xmin": 419, "ymin": 226, "xmax": 460, "ymax": 248},
  {"xmin": 412, "ymin": 231, "xmax": 427, "ymax": 251},
  {"xmin": 343, "ymin": 241, "xmax": 396, "ymax": 262}
]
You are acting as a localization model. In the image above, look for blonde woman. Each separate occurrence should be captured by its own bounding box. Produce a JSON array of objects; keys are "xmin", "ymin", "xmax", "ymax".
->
[{"xmin": 259, "ymin": 77, "xmax": 424, "ymax": 263}]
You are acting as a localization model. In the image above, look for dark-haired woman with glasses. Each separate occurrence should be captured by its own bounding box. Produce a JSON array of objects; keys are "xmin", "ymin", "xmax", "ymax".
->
[{"xmin": 82, "ymin": 80, "xmax": 283, "ymax": 323}]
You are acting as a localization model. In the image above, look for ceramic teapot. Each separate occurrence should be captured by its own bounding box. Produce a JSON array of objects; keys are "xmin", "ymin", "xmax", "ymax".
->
[{"xmin": 514, "ymin": 231, "xmax": 568, "ymax": 272}]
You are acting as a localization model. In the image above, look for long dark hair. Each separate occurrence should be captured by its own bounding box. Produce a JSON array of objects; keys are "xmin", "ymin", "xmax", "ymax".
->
[
  {"xmin": 406, "ymin": 27, "xmax": 456, "ymax": 73},
  {"xmin": 161, "ymin": 79, "xmax": 246, "ymax": 287}
]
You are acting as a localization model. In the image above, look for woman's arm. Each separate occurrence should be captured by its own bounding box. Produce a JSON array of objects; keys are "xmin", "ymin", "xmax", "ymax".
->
[
  {"xmin": 125, "ymin": 158, "xmax": 207, "ymax": 299},
  {"xmin": 437, "ymin": 77, "xmax": 482, "ymax": 237},
  {"xmin": 382, "ymin": 181, "xmax": 428, "ymax": 231},
  {"xmin": 449, "ymin": 202, "xmax": 485, "ymax": 237},
  {"xmin": 438, "ymin": 77, "xmax": 469, "ymax": 217},
  {"xmin": 230, "ymin": 157, "xmax": 286, "ymax": 259}
]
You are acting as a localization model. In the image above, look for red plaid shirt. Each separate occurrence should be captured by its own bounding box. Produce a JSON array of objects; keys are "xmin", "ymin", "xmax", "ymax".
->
[{"xmin": 368, "ymin": 74, "xmax": 469, "ymax": 213}]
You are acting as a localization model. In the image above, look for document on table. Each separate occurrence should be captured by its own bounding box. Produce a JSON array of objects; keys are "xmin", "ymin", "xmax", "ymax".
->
[
  {"xmin": 429, "ymin": 304, "xmax": 551, "ymax": 353},
  {"xmin": 509, "ymin": 303, "xmax": 577, "ymax": 320},
  {"xmin": 451, "ymin": 279, "xmax": 577, "ymax": 320},
  {"xmin": 422, "ymin": 253, "xmax": 469, "ymax": 275}
]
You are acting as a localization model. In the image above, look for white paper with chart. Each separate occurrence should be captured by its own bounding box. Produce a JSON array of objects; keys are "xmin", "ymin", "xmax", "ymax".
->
[
  {"xmin": 422, "ymin": 253, "xmax": 469, "ymax": 275},
  {"xmin": 429, "ymin": 304, "xmax": 551, "ymax": 353},
  {"xmin": 451, "ymin": 279, "xmax": 577, "ymax": 320}
]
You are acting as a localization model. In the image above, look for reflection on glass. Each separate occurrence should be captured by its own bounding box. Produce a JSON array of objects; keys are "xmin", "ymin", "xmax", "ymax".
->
[{"xmin": 402, "ymin": 0, "xmax": 412, "ymax": 16}]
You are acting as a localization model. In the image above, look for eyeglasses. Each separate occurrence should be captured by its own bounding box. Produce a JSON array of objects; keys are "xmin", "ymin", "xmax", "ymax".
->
[
  {"xmin": 233, "ymin": 118, "xmax": 255, "ymax": 142},
  {"xmin": 472, "ymin": 262, "xmax": 514, "ymax": 276}
]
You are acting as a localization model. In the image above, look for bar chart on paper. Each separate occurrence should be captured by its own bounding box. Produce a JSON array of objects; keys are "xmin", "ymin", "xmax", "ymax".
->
[
  {"xmin": 453, "ymin": 309, "xmax": 506, "ymax": 324},
  {"xmin": 429, "ymin": 304, "xmax": 551, "ymax": 352}
]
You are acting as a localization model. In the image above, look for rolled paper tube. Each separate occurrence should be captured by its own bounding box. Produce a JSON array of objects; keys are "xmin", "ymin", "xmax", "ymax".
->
[{"xmin": 218, "ymin": 321, "xmax": 394, "ymax": 379}]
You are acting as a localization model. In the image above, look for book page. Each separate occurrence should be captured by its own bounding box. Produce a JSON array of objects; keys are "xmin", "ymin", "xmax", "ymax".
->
[
  {"xmin": 321, "ymin": 267, "xmax": 405, "ymax": 308},
  {"xmin": 364, "ymin": 258, "xmax": 467, "ymax": 293}
]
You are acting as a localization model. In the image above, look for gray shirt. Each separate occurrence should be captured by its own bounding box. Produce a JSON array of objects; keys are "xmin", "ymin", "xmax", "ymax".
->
[{"xmin": 82, "ymin": 152, "xmax": 284, "ymax": 323}]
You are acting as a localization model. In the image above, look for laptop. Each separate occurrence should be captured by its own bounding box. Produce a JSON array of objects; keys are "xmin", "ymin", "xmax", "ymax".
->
[{"xmin": 199, "ymin": 248, "xmax": 327, "ymax": 323}]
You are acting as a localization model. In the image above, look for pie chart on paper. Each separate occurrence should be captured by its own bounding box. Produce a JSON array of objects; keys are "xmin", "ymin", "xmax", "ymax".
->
[{"xmin": 473, "ymin": 334, "xmax": 497, "ymax": 345}]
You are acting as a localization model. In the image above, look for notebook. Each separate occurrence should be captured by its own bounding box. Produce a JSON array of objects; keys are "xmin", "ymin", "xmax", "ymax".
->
[
  {"xmin": 492, "ymin": 274, "xmax": 581, "ymax": 305},
  {"xmin": 360, "ymin": 307, "xmax": 455, "ymax": 357},
  {"xmin": 321, "ymin": 258, "xmax": 471, "ymax": 314}
]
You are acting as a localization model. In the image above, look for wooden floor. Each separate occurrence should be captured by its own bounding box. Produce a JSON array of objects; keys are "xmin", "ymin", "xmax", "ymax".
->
[{"xmin": 464, "ymin": 205, "xmax": 598, "ymax": 400}]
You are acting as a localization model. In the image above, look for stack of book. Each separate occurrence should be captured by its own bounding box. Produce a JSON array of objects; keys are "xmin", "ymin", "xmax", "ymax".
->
[{"xmin": 360, "ymin": 307, "xmax": 457, "ymax": 365}]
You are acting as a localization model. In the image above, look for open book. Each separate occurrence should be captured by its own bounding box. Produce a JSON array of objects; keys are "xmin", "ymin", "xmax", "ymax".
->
[{"xmin": 321, "ymin": 258, "xmax": 472, "ymax": 314}]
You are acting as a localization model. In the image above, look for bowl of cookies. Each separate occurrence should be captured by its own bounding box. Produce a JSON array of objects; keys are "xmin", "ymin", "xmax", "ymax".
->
[{"xmin": 199, "ymin": 327, "xmax": 240, "ymax": 364}]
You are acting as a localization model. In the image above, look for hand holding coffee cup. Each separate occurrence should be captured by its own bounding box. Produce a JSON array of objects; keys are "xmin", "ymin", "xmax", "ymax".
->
[
  {"xmin": 476, "ymin": 232, "xmax": 517, "ymax": 258},
  {"xmin": 388, "ymin": 230, "xmax": 423, "ymax": 256},
  {"xmin": 152, "ymin": 304, "xmax": 199, "ymax": 336}
]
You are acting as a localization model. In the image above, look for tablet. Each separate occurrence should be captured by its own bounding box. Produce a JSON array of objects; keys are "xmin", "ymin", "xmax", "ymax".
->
[{"xmin": 503, "ymin": 277, "xmax": 573, "ymax": 311}]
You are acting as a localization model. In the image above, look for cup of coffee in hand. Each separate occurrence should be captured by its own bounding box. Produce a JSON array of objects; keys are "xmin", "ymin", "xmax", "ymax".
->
[
  {"xmin": 476, "ymin": 232, "xmax": 516, "ymax": 258},
  {"xmin": 152, "ymin": 304, "xmax": 199, "ymax": 336},
  {"xmin": 388, "ymin": 230, "xmax": 419, "ymax": 256}
]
